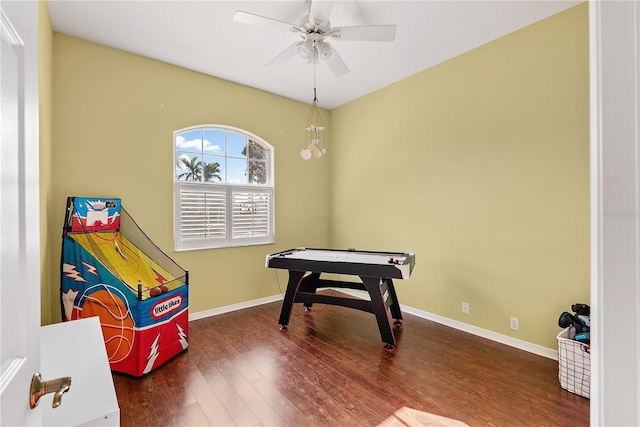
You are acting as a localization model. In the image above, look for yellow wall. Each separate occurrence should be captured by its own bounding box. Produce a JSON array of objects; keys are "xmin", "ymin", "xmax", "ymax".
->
[
  {"xmin": 49, "ymin": 34, "xmax": 331, "ymax": 322},
  {"xmin": 45, "ymin": 4, "xmax": 589, "ymax": 349},
  {"xmin": 330, "ymin": 3, "xmax": 589, "ymax": 348},
  {"xmin": 38, "ymin": 0, "xmax": 55, "ymax": 324}
]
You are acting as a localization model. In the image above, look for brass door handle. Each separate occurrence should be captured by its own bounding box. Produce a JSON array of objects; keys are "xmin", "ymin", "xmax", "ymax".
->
[{"xmin": 30, "ymin": 372, "xmax": 71, "ymax": 409}]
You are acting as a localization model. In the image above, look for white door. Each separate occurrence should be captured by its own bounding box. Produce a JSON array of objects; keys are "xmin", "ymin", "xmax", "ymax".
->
[
  {"xmin": 589, "ymin": 1, "xmax": 640, "ymax": 425},
  {"xmin": 0, "ymin": 1, "xmax": 42, "ymax": 425}
]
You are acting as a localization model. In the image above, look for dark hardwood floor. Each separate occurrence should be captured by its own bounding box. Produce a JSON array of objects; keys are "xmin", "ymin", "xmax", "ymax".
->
[{"xmin": 112, "ymin": 293, "xmax": 589, "ymax": 426}]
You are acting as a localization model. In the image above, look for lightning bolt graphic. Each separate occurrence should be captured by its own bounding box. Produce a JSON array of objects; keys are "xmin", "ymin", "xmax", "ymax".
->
[
  {"xmin": 81, "ymin": 261, "xmax": 99, "ymax": 276},
  {"xmin": 73, "ymin": 212, "xmax": 84, "ymax": 227},
  {"xmin": 143, "ymin": 333, "xmax": 161, "ymax": 375},
  {"xmin": 176, "ymin": 323, "xmax": 189, "ymax": 350},
  {"xmin": 110, "ymin": 211, "xmax": 120, "ymax": 225},
  {"xmin": 63, "ymin": 263, "xmax": 87, "ymax": 282},
  {"xmin": 152, "ymin": 268, "xmax": 167, "ymax": 285}
]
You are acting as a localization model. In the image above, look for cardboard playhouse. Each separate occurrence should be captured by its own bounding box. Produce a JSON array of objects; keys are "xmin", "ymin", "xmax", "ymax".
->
[{"xmin": 60, "ymin": 197, "xmax": 189, "ymax": 376}]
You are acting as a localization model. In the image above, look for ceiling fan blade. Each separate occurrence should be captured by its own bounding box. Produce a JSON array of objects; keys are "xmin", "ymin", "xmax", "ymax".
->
[
  {"xmin": 331, "ymin": 25, "xmax": 397, "ymax": 42},
  {"xmin": 265, "ymin": 42, "xmax": 303, "ymax": 69},
  {"xmin": 233, "ymin": 10, "xmax": 299, "ymax": 33},
  {"xmin": 309, "ymin": 0, "xmax": 334, "ymax": 26},
  {"xmin": 322, "ymin": 44, "xmax": 350, "ymax": 77}
]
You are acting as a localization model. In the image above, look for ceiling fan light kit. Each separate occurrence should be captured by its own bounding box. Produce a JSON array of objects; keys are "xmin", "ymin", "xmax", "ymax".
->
[{"xmin": 297, "ymin": 41, "xmax": 313, "ymax": 60}]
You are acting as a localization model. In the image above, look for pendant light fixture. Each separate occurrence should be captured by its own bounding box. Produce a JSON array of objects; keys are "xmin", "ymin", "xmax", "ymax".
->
[{"xmin": 301, "ymin": 47, "xmax": 326, "ymax": 160}]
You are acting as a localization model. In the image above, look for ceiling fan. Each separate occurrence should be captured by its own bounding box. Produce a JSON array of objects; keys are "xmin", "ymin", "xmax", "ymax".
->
[{"xmin": 233, "ymin": 1, "xmax": 396, "ymax": 77}]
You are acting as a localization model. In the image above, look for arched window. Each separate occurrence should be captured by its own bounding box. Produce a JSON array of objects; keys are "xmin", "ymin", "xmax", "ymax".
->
[{"xmin": 173, "ymin": 125, "xmax": 274, "ymax": 250}]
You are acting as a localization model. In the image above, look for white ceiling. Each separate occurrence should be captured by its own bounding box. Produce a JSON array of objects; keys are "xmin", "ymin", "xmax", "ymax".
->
[{"xmin": 46, "ymin": 0, "xmax": 580, "ymax": 109}]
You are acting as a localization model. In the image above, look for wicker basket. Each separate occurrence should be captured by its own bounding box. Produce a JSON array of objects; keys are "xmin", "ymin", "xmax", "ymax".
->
[{"xmin": 557, "ymin": 326, "xmax": 590, "ymax": 398}]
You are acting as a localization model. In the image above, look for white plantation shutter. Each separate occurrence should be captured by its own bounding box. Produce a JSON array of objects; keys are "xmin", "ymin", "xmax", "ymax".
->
[
  {"xmin": 179, "ymin": 185, "xmax": 226, "ymax": 241},
  {"xmin": 232, "ymin": 188, "xmax": 271, "ymax": 238},
  {"xmin": 174, "ymin": 183, "xmax": 274, "ymax": 250}
]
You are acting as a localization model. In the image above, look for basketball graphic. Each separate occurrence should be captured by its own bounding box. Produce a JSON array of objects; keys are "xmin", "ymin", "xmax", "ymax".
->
[{"xmin": 80, "ymin": 286, "xmax": 135, "ymax": 363}]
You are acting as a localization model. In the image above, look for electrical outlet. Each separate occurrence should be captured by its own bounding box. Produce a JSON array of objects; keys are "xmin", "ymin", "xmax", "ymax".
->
[
  {"xmin": 510, "ymin": 317, "xmax": 519, "ymax": 331},
  {"xmin": 462, "ymin": 302, "xmax": 469, "ymax": 314}
]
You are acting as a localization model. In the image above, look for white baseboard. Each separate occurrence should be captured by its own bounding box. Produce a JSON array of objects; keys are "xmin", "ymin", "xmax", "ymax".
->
[
  {"xmin": 188, "ymin": 294, "xmax": 283, "ymax": 321},
  {"xmin": 188, "ymin": 289, "xmax": 558, "ymax": 360},
  {"xmin": 400, "ymin": 303, "xmax": 558, "ymax": 360}
]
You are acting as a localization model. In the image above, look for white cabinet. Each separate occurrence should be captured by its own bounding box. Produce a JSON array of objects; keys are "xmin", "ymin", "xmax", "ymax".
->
[{"xmin": 40, "ymin": 317, "xmax": 120, "ymax": 426}]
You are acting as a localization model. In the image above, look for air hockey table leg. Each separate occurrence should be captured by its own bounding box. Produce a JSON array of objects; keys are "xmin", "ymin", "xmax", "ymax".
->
[
  {"xmin": 361, "ymin": 277, "xmax": 397, "ymax": 349},
  {"xmin": 299, "ymin": 272, "xmax": 321, "ymax": 313},
  {"xmin": 277, "ymin": 270, "xmax": 306, "ymax": 333},
  {"xmin": 384, "ymin": 278, "xmax": 404, "ymax": 328}
]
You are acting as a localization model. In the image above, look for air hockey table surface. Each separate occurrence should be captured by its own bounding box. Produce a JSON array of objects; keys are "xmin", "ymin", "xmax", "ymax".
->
[{"xmin": 265, "ymin": 247, "xmax": 415, "ymax": 280}]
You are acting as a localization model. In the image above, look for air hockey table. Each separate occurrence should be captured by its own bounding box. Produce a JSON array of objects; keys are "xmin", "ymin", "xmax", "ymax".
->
[{"xmin": 265, "ymin": 247, "xmax": 416, "ymax": 352}]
